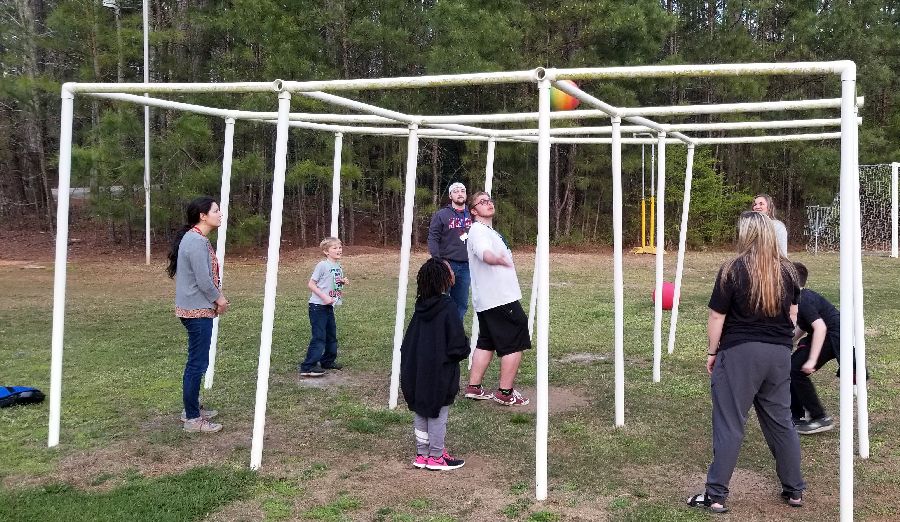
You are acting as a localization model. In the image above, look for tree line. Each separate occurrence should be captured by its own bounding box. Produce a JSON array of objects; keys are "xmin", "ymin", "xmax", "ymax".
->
[{"xmin": 1, "ymin": 0, "xmax": 898, "ymax": 249}]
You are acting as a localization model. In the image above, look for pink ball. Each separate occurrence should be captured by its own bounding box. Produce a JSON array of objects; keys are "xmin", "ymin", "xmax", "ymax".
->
[{"xmin": 652, "ymin": 282, "xmax": 677, "ymax": 310}]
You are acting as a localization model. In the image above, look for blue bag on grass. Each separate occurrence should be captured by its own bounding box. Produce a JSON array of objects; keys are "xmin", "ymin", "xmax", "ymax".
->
[{"xmin": 0, "ymin": 386, "xmax": 45, "ymax": 408}]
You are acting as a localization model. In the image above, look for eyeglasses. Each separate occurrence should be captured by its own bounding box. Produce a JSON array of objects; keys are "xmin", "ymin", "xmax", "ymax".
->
[{"xmin": 474, "ymin": 198, "xmax": 494, "ymax": 207}]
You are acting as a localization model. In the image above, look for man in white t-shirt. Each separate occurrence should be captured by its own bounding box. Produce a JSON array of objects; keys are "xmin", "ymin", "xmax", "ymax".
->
[{"xmin": 462, "ymin": 191, "xmax": 531, "ymax": 406}]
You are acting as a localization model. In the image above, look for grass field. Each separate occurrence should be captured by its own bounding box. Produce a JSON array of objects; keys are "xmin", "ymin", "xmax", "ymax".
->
[{"xmin": 1, "ymin": 249, "xmax": 898, "ymax": 521}]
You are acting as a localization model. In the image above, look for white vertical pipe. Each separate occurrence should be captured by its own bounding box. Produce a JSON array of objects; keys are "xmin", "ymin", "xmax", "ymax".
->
[
  {"xmin": 467, "ymin": 315, "xmax": 479, "ymax": 370},
  {"xmin": 892, "ymin": 162, "xmax": 898, "ymax": 258},
  {"xmin": 388, "ymin": 124, "xmax": 420, "ymax": 409},
  {"xmin": 610, "ymin": 117, "xmax": 625, "ymax": 427},
  {"xmin": 838, "ymin": 64, "xmax": 857, "ymax": 522},
  {"xmin": 485, "ymin": 137, "xmax": 496, "ymax": 193},
  {"xmin": 143, "ymin": 0, "xmax": 150, "ymax": 265},
  {"xmin": 652, "ymin": 133, "xmax": 667, "ymax": 383},
  {"xmin": 249, "ymin": 92, "xmax": 291, "ymax": 470},
  {"xmin": 534, "ymin": 77, "xmax": 551, "ymax": 502},
  {"xmin": 330, "ymin": 133, "xmax": 343, "ymax": 238},
  {"xmin": 851, "ymin": 116, "xmax": 869, "ymax": 460},
  {"xmin": 528, "ymin": 250, "xmax": 539, "ymax": 340},
  {"xmin": 48, "ymin": 89, "xmax": 75, "ymax": 448},
  {"xmin": 205, "ymin": 117, "xmax": 235, "ymax": 390},
  {"xmin": 667, "ymin": 145, "xmax": 695, "ymax": 354}
]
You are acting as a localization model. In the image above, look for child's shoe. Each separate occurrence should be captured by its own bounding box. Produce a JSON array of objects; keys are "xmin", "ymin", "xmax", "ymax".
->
[
  {"xmin": 412, "ymin": 454, "xmax": 428, "ymax": 469},
  {"xmin": 425, "ymin": 454, "xmax": 464, "ymax": 471}
]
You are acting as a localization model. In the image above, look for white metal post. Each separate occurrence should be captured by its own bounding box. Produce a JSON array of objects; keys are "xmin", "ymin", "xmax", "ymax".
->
[
  {"xmin": 850, "ymin": 117, "xmax": 870, "ymax": 460},
  {"xmin": 485, "ymin": 137, "xmax": 496, "ymax": 193},
  {"xmin": 611, "ymin": 117, "xmax": 625, "ymax": 427},
  {"xmin": 535, "ymin": 77, "xmax": 551, "ymax": 502},
  {"xmin": 143, "ymin": 0, "xmax": 150, "ymax": 265},
  {"xmin": 388, "ymin": 124, "xmax": 420, "ymax": 409},
  {"xmin": 838, "ymin": 64, "xmax": 857, "ymax": 522},
  {"xmin": 205, "ymin": 117, "xmax": 235, "ymax": 390},
  {"xmin": 528, "ymin": 252, "xmax": 539, "ymax": 340},
  {"xmin": 48, "ymin": 88, "xmax": 75, "ymax": 448},
  {"xmin": 652, "ymin": 133, "xmax": 666, "ymax": 382},
  {"xmin": 249, "ymin": 92, "xmax": 291, "ymax": 470},
  {"xmin": 892, "ymin": 162, "xmax": 898, "ymax": 258},
  {"xmin": 667, "ymin": 145, "xmax": 695, "ymax": 354},
  {"xmin": 330, "ymin": 133, "xmax": 343, "ymax": 238}
]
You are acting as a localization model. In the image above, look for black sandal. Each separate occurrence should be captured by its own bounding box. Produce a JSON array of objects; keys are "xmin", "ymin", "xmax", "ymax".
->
[{"xmin": 687, "ymin": 493, "xmax": 728, "ymax": 513}]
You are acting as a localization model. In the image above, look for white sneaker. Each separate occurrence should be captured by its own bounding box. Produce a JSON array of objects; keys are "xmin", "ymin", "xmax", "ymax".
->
[
  {"xmin": 181, "ymin": 407, "xmax": 219, "ymax": 422},
  {"xmin": 183, "ymin": 417, "xmax": 222, "ymax": 433}
]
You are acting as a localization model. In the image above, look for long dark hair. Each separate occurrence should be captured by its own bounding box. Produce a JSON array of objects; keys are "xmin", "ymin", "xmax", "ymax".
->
[
  {"xmin": 416, "ymin": 258, "xmax": 453, "ymax": 299},
  {"xmin": 166, "ymin": 196, "xmax": 217, "ymax": 278}
]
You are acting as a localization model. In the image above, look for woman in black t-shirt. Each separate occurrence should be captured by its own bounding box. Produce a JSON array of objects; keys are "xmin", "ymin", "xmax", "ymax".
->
[{"xmin": 688, "ymin": 211, "xmax": 805, "ymax": 514}]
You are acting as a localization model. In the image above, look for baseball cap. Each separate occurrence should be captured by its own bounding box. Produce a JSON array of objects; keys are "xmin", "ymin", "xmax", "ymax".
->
[{"xmin": 448, "ymin": 182, "xmax": 466, "ymax": 195}]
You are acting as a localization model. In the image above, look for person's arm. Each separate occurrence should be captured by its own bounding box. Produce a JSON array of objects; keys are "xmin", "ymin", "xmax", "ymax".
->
[
  {"xmin": 187, "ymin": 238, "xmax": 223, "ymax": 304},
  {"xmin": 427, "ymin": 211, "xmax": 443, "ymax": 257},
  {"xmin": 790, "ymin": 303, "xmax": 798, "ymax": 328},
  {"xmin": 308, "ymin": 278, "xmax": 334, "ymax": 305},
  {"xmin": 482, "ymin": 249, "xmax": 512, "ymax": 267},
  {"xmin": 802, "ymin": 319, "xmax": 827, "ymax": 374},
  {"xmin": 706, "ymin": 309, "xmax": 726, "ymax": 374},
  {"xmin": 776, "ymin": 220, "xmax": 789, "ymax": 257}
]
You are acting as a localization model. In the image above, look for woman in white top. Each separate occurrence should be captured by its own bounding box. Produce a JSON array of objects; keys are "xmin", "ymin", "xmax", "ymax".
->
[{"xmin": 752, "ymin": 194, "xmax": 788, "ymax": 257}]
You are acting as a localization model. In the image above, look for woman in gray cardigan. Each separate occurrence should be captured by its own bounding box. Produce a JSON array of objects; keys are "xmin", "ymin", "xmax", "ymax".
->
[{"xmin": 166, "ymin": 196, "xmax": 229, "ymax": 433}]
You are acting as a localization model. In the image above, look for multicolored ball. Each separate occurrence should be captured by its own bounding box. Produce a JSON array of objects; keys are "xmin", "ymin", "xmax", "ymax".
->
[{"xmin": 550, "ymin": 80, "xmax": 581, "ymax": 111}]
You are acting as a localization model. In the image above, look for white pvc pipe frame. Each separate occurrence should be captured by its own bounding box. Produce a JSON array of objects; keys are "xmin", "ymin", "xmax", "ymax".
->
[{"xmin": 49, "ymin": 61, "xmax": 866, "ymax": 518}]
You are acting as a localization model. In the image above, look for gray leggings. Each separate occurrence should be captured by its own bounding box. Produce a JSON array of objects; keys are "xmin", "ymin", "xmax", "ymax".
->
[
  {"xmin": 413, "ymin": 406, "xmax": 449, "ymax": 458},
  {"xmin": 706, "ymin": 342, "xmax": 806, "ymax": 502}
]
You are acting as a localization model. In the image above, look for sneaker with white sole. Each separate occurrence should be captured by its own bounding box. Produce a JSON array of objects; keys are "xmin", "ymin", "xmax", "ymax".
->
[
  {"xmin": 492, "ymin": 389, "xmax": 530, "ymax": 406},
  {"xmin": 464, "ymin": 385, "xmax": 493, "ymax": 400},
  {"xmin": 425, "ymin": 454, "xmax": 464, "ymax": 471},
  {"xmin": 180, "ymin": 406, "xmax": 218, "ymax": 422},
  {"xmin": 796, "ymin": 415, "xmax": 834, "ymax": 435},
  {"xmin": 183, "ymin": 417, "xmax": 222, "ymax": 433},
  {"xmin": 412, "ymin": 454, "xmax": 428, "ymax": 469},
  {"xmin": 299, "ymin": 365, "xmax": 326, "ymax": 377}
]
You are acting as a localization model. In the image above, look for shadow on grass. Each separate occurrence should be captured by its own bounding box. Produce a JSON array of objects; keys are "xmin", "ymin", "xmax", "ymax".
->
[{"xmin": 0, "ymin": 466, "xmax": 256, "ymax": 522}]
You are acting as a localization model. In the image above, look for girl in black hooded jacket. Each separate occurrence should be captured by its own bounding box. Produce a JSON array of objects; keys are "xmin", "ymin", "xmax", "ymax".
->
[{"xmin": 400, "ymin": 258, "xmax": 470, "ymax": 471}]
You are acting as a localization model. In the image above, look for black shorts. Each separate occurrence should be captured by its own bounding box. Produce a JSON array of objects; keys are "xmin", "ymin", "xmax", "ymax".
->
[{"xmin": 475, "ymin": 301, "xmax": 531, "ymax": 357}]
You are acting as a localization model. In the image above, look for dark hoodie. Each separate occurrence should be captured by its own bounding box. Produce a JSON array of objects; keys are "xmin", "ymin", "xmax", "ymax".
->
[
  {"xmin": 400, "ymin": 294, "xmax": 470, "ymax": 418},
  {"xmin": 427, "ymin": 205, "xmax": 472, "ymax": 262}
]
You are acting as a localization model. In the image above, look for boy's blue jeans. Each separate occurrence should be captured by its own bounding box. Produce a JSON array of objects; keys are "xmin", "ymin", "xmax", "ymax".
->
[
  {"xmin": 180, "ymin": 317, "xmax": 213, "ymax": 419},
  {"xmin": 447, "ymin": 260, "xmax": 470, "ymax": 321},
  {"xmin": 301, "ymin": 303, "xmax": 338, "ymax": 371}
]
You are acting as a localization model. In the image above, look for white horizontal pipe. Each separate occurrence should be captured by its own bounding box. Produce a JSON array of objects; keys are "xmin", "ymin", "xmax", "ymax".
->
[
  {"xmin": 491, "ymin": 118, "xmax": 853, "ymax": 137},
  {"xmin": 694, "ymin": 133, "xmax": 841, "ymax": 144},
  {"xmin": 69, "ymin": 61, "xmax": 851, "ymax": 95},
  {"xmin": 420, "ymin": 98, "xmax": 862, "ymax": 124},
  {"xmin": 546, "ymin": 61, "xmax": 853, "ymax": 81}
]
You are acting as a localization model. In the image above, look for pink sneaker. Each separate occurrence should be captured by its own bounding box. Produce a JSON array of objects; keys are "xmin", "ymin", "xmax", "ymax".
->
[
  {"xmin": 492, "ymin": 389, "xmax": 530, "ymax": 406},
  {"xmin": 412, "ymin": 454, "xmax": 428, "ymax": 469},
  {"xmin": 425, "ymin": 455, "xmax": 465, "ymax": 471},
  {"xmin": 464, "ymin": 385, "xmax": 493, "ymax": 400}
]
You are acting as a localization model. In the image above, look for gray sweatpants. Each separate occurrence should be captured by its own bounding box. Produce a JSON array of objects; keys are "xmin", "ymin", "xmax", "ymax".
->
[
  {"xmin": 413, "ymin": 406, "xmax": 449, "ymax": 458},
  {"xmin": 705, "ymin": 342, "xmax": 806, "ymax": 502}
]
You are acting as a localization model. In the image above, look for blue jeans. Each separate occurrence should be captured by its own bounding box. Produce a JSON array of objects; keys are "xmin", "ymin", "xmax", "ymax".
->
[
  {"xmin": 447, "ymin": 260, "xmax": 471, "ymax": 321},
  {"xmin": 301, "ymin": 303, "xmax": 338, "ymax": 371},
  {"xmin": 180, "ymin": 317, "xmax": 213, "ymax": 420}
]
